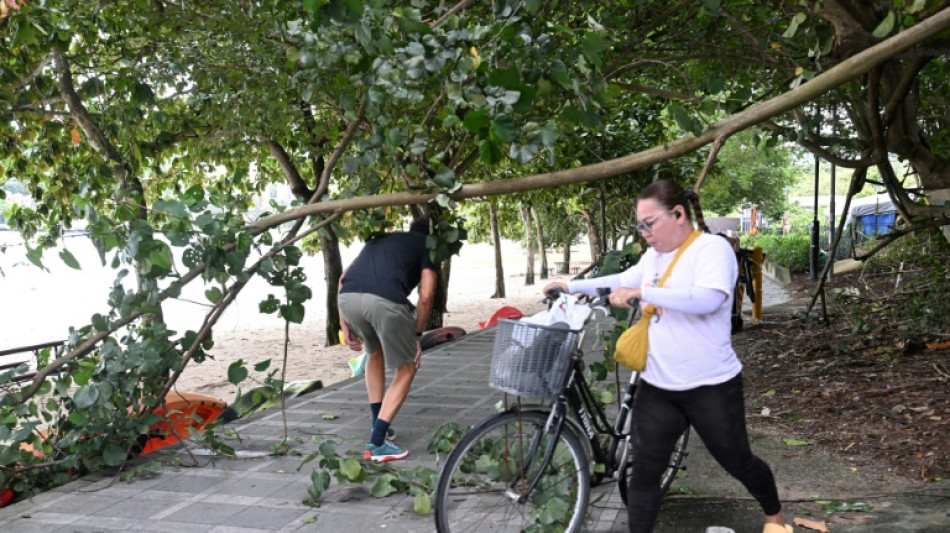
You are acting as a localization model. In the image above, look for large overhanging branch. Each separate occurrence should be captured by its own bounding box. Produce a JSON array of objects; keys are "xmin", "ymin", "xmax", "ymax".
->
[{"xmin": 248, "ymin": 7, "xmax": 950, "ymax": 233}]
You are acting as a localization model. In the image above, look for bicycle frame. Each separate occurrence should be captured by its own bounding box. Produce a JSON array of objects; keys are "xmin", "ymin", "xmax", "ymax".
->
[{"xmin": 556, "ymin": 348, "xmax": 640, "ymax": 480}]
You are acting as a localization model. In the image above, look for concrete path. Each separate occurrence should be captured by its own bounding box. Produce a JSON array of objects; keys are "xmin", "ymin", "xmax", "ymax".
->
[{"xmin": 2, "ymin": 277, "xmax": 945, "ymax": 532}]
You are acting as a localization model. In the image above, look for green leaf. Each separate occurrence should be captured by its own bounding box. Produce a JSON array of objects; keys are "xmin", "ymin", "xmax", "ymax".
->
[
  {"xmin": 581, "ymin": 31, "xmax": 605, "ymax": 68},
  {"xmin": 259, "ymin": 295, "xmax": 280, "ymax": 314},
  {"xmin": 308, "ymin": 470, "xmax": 331, "ymax": 500},
  {"xmin": 26, "ymin": 247, "xmax": 45, "ymax": 269},
  {"xmin": 280, "ymin": 302, "xmax": 306, "ymax": 324},
  {"xmin": 254, "ymin": 359, "xmax": 271, "ymax": 372},
  {"xmin": 322, "ymin": 414, "xmax": 338, "ymax": 420},
  {"xmin": 339, "ymin": 457, "xmax": 362, "ymax": 481},
  {"xmin": 102, "ymin": 445, "xmax": 127, "ymax": 467},
  {"xmin": 462, "ymin": 110, "xmax": 490, "ymax": 133},
  {"xmin": 413, "ymin": 491, "xmax": 432, "ymax": 515},
  {"xmin": 540, "ymin": 123, "xmax": 559, "ymax": 146},
  {"xmin": 371, "ymin": 474, "xmax": 398, "ymax": 497},
  {"xmin": 432, "ymin": 167, "xmax": 457, "ymax": 190},
  {"xmin": 59, "ymin": 249, "xmax": 81, "ymax": 269},
  {"xmin": 761, "ymin": 389, "xmax": 776, "ymax": 397},
  {"xmin": 228, "ymin": 361, "xmax": 248, "ymax": 385},
  {"xmin": 490, "ymin": 114, "xmax": 517, "ymax": 143},
  {"xmin": 153, "ymin": 198, "xmax": 188, "ymax": 219},
  {"xmin": 68, "ymin": 411, "xmax": 89, "ymax": 427},
  {"xmin": 73, "ymin": 385, "xmax": 99, "ymax": 409},
  {"xmin": 782, "ymin": 438, "xmax": 812, "ymax": 446},
  {"xmin": 147, "ymin": 242, "xmax": 174, "ymax": 277},
  {"xmin": 205, "ymin": 286, "xmax": 223, "ymax": 303},
  {"xmin": 478, "ymin": 139, "xmax": 503, "ymax": 165},
  {"xmin": 783, "ymin": 13, "xmax": 807, "ymax": 39},
  {"xmin": 872, "ymin": 11, "xmax": 895, "ymax": 38}
]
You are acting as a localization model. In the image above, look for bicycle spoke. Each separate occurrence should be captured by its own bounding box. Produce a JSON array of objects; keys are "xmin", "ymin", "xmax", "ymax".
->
[{"xmin": 435, "ymin": 410, "xmax": 589, "ymax": 533}]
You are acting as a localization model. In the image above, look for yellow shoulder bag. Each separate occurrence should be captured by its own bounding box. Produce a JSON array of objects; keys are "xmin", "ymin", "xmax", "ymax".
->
[{"xmin": 614, "ymin": 230, "xmax": 701, "ymax": 371}]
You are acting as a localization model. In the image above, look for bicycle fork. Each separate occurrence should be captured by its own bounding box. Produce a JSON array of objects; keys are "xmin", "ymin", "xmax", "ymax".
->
[{"xmin": 503, "ymin": 404, "xmax": 570, "ymax": 504}]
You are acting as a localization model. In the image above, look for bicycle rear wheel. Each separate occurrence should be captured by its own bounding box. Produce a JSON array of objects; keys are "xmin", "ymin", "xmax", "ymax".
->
[
  {"xmin": 618, "ymin": 426, "xmax": 690, "ymax": 506},
  {"xmin": 434, "ymin": 409, "xmax": 590, "ymax": 533}
]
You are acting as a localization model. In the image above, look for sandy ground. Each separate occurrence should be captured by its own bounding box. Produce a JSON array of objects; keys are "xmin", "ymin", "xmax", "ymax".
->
[
  {"xmin": 171, "ymin": 244, "xmax": 569, "ymax": 400},
  {"xmin": 172, "ymin": 242, "xmax": 565, "ymax": 401},
  {"xmin": 1, "ymin": 232, "xmax": 578, "ymax": 403}
]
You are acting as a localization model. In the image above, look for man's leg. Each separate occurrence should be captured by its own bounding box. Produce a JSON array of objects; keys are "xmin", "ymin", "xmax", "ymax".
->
[
  {"xmin": 364, "ymin": 349, "xmax": 385, "ymax": 402},
  {"xmin": 364, "ymin": 348, "xmax": 385, "ymax": 429},
  {"xmin": 365, "ymin": 361, "xmax": 417, "ymax": 462},
  {"xmin": 377, "ymin": 360, "xmax": 418, "ymax": 424}
]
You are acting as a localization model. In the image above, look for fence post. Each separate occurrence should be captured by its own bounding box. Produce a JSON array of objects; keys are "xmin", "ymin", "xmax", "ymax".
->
[{"xmin": 752, "ymin": 247, "xmax": 764, "ymax": 320}]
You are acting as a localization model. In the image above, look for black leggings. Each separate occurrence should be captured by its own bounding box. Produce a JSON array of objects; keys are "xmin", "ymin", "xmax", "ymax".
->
[{"xmin": 625, "ymin": 374, "xmax": 781, "ymax": 532}]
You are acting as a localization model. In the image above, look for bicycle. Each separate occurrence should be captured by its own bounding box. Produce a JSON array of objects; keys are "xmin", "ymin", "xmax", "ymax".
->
[{"xmin": 433, "ymin": 289, "xmax": 690, "ymax": 532}]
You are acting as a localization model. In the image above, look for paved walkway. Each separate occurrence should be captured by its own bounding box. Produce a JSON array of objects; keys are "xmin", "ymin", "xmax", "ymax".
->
[{"xmin": 2, "ymin": 277, "xmax": 945, "ymax": 532}]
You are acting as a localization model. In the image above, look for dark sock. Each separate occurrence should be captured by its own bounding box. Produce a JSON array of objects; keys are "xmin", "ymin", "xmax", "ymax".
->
[
  {"xmin": 370, "ymin": 418, "xmax": 391, "ymax": 447},
  {"xmin": 370, "ymin": 402, "xmax": 382, "ymax": 426}
]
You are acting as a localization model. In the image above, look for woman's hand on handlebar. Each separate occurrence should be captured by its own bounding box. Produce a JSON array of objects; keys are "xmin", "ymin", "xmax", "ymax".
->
[
  {"xmin": 542, "ymin": 281, "xmax": 569, "ymax": 301},
  {"xmin": 608, "ymin": 287, "xmax": 641, "ymax": 309}
]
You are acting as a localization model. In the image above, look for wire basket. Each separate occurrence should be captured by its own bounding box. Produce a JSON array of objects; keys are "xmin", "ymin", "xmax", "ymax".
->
[{"xmin": 489, "ymin": 319, "xmax": 581, "ymax": 401}]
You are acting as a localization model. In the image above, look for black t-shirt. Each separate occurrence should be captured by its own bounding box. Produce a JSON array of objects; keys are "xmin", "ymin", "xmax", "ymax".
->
[{"xmin": 339, "ymin": 231, "xmax": 436, "ymax": 304}]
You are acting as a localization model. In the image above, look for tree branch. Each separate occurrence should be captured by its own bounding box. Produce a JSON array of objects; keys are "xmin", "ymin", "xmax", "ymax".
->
[
  {"xmin": 431, "ymin": 0, "xmax": 477, "ymax": 27},
  {"xmin": 248, "ymin": 6, "xmax": 950, "ymax": 233},
  {"xmin": 265, "ymin": 139, "xmax": 313, "ymax": 198}
]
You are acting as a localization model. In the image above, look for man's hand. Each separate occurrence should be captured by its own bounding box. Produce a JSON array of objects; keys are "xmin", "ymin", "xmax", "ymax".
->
[
  {"xmin": 340, "ymin": 321, "xmax": 363, "ymax": 352},
  {"xmin": 414, "ymin": 339, "xmax": 422, "ymax": 369}
]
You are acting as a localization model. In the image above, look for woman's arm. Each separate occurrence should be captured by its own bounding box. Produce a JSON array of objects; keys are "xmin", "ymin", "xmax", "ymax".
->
[{"xmin": 641, "ymin": 286, "xmax": 727, "ymax": 314}]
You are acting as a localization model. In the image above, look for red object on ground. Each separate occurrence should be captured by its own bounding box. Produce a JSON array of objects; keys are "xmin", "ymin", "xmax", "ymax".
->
[
  {"xmin": 0, "ymin": 391, "xmax": 227, "ymax": 509},
  {"xmin": 419, "ymin": 326, "xmax": 467, "ymax": 350},
  {"xmin": 138, "ymin": 391, "xmax": 227, "ymax": 455},
  {"xmin": 1, "ymin": 487, "xmax": 14, "ymax": 508},
  {"xmin": 478, "ymin": 306, "xmax": 524, "ymax": 329}
]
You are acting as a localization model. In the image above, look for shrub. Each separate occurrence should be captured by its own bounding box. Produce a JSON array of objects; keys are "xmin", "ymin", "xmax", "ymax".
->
[{"xmin": 741, "ymin": 232, "xmax": 812, "ymax": 272}]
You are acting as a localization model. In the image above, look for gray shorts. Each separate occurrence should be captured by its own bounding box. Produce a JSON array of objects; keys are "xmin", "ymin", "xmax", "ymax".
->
[{"xmin": 338, "ymin": 292, "xmax": 417, "ymax": 368}]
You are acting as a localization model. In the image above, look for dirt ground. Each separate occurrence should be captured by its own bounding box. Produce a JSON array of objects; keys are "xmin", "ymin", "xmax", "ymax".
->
[{"xmin": 737, "ymin": 269, "xmax": 949, "ymax": 483}]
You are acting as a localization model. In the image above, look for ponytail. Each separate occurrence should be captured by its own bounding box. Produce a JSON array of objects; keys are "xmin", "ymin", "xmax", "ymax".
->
[{"xmin": 685, "ymin": 188, "xmax": 710, "ymax": 234}]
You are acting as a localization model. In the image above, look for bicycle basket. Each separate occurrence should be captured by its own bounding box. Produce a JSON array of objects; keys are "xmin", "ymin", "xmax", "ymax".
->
[{"xmin": 489, "ymin": 319, "xmax": 581, "ymax": 401}]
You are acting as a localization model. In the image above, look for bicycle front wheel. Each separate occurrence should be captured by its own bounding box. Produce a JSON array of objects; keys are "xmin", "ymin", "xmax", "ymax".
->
[{"xmin": 434, "ymin": 409, "xmax": 590, "ymax": 533}]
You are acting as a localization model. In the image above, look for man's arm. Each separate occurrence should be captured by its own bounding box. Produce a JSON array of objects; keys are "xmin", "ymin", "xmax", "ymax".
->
[
  {"xmin": 414, "ymin": 268, "xmax": 438, "ymax": 334},
  {"xmin": 337, "ymin": 266, "xmax": 362, "ymax": 351}
]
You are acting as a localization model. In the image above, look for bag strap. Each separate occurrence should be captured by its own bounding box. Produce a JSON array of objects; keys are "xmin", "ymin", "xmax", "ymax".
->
[
  {"xmin": 641, "ymin": 230, "xmax": 702, "ymax": 316},
  {"xmin": 656, "ymin": 230, "xmax": 702, "ymax": 288}
]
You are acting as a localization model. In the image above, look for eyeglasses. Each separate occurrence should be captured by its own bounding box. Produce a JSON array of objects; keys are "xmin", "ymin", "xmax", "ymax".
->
[{"xmin": 636, "ymin": 210, "xmax": 676, "ymax": 234}]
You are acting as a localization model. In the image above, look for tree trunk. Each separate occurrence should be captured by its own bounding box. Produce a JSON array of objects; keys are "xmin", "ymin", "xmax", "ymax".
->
[
  {"xmin": 521, "ymin": 205, "xmax": 535, "ymax": 285},
  {"xmin": 490, "ymin": 201, "xmax": 506, "ymax": 298},
  {"xmin": 320, "ymin": 228, "xmax": 344, "ymax": 347},
  {"xmin": 532, "ymin": 206, "xmax": 548, "ymax": 279},
  {"xmin": 562, "ymin": 240, "xmax": 571, "ymax": 273},
  {"xmin": 426, "ymin": 259, "xmax": 448, "ymax": 329},
  {"xmin": 581, "ymin": 208, "xmax": 602, "ymax": 262}
]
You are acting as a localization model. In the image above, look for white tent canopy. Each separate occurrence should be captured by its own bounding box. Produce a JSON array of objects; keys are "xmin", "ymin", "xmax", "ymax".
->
[{"xmin": 848, "ymin": 194, "xmax": 898, "ymax": 218}]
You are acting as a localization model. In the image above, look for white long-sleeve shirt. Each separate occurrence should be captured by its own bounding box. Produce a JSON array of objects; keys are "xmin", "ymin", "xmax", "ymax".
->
[{"xmin": 568, "ymin": 233, "xmax": 742, "ymax": 391}]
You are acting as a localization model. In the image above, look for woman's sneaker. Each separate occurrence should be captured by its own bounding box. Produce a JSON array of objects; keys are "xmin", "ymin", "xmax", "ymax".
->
[{"xmin": 364, "ymin": 441, "xmax": 409, "ymax": 462}]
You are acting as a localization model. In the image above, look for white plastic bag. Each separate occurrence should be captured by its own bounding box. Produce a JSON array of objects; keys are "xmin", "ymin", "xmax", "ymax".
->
[{"xmin": 520, "ymin": 294, "xmax": 591, "ymax": 330}]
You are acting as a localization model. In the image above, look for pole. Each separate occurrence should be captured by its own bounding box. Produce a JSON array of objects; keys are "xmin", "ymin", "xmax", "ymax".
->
[
  {"xmin": 810, "ymin": 153, "xmax": 820, "ymax": 282},
  {"xmin": 829, "ymin": 161, "xmax": 836, "ymax": 281}
]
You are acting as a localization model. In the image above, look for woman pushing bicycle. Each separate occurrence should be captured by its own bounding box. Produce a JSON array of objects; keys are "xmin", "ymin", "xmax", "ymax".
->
[{"xmin": 543, "ymin": 180, "xmax": 793, "ymax": 533}]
